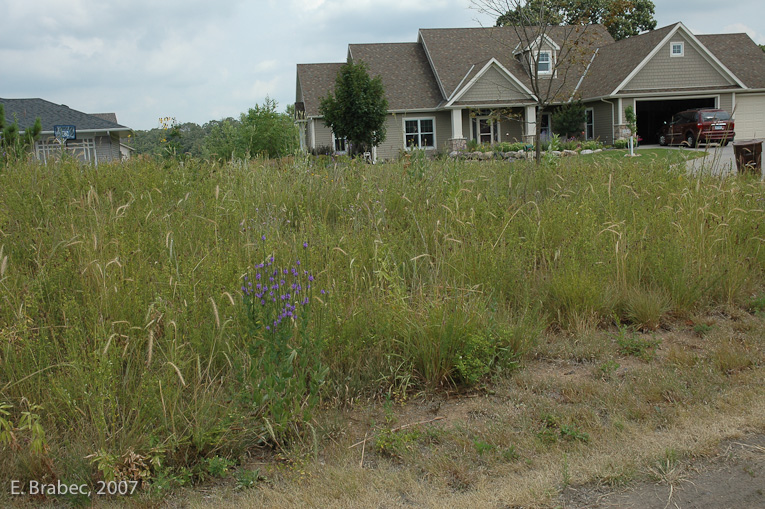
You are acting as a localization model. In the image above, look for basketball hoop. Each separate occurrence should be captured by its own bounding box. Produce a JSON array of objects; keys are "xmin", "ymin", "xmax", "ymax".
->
[{"xmin": 53, "ymin": 125, "xmax": 76, "ymax": 145}]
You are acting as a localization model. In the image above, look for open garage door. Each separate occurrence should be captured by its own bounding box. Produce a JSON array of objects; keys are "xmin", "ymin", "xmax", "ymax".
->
[{"xmin": 636, "ymin": 98, "xmax": 716, "ymax": 144}]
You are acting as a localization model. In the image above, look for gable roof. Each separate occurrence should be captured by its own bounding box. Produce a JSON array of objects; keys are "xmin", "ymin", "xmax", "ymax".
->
[
  {"xmin": 296, "ymin": 63, "xmax": 344, "ymax": 118},
  {"xmin": 418, "ymin": 25, "xmax": 614, "ymax": 102},
  {"xmin": 698, "ymin": 33, "xmax": 765, "ymax": 89},
  {"xmin": 578, "ymin": 23, "xmax": 752, "ymax": 98},
  {"xmin": 0, "ymin": 98, "xmax": 130, "ymax": 134},
  {"xmin": 348, "ymin": 42, "xmax": 443, "ymax": 111},
  {"xmin": 447, "ymin": 58, "xmax": 536, "ymax": 107},
  {"xmin": 576, "ymin": 24, "xmax": 677, "ymax": 98}
]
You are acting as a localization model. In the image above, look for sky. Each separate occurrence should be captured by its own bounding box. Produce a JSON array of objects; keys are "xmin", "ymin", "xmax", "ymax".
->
[{"xmin": 2, "ymin": 0, "xmax": 763, "ymax": 131}]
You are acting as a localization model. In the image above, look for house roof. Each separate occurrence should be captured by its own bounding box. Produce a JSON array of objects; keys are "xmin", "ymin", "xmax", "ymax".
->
[
  {"xmin": 296, "ymin": 63, "xmax": 345, "ymax": 118},
  {"xmin": 296, "ymin": 23, "xmax": 764, "ymax": 117},
  {"xmin": 91, "ymin": 112, "xmax": 119, "ymax": 124},
  {"xmin": 576, "ymin": 24, "xmax": 678, "ymax": 98},
  {"xmin": 0, "ymin": 98, "xmax": 130, "ymax": 133},
  {"xmin": 418, "ymin": 25, "xmax": 613, "ymax": 102},
  {"xmin": 697, "ymin": 33, "xmax": 765, "ymax": 89},
  {"xmin": 348, "ymin": 42, "xmax": 443, "ymax": 111}
]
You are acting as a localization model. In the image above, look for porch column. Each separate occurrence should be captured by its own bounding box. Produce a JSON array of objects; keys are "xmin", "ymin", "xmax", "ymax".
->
[
  {"xmin": 524, "ymin": 105, "xmax": 537, "ymax": 145},
  {"xmin": 448, "ymin": 108, "xmax": 467, "ymax": 152}
]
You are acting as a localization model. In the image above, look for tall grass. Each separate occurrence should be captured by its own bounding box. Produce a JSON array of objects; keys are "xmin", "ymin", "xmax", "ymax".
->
[{"xmin": 0, "ymin": 153, "xmax": 763, "ymax": 487}]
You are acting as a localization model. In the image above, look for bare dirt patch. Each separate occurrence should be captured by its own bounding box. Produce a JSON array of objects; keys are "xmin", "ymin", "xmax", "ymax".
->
[{"xmin": 562, "ymin": 434, "xmax": 765, "ymax": 509}]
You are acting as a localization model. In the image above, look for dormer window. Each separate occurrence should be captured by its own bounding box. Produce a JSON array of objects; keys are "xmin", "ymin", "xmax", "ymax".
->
[
  {"xmin": 538, "ymin": 51, "xmax": 552, "ymax": 74},
  {"xmin": 671, "ymin": 42, "xmax": 684, "ymax": 57}
]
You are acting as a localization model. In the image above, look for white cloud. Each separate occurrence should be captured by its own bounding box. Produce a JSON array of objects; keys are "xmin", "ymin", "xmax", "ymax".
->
[{"xmin": 3, "ymin": 0, "xmax": 762, "ymax": 130}]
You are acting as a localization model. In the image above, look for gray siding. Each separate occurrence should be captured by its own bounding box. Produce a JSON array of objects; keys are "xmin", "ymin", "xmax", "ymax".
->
[
  {"xmin": 499, "ymin": 116, "xmax": 524, "ymax": 143},
  {"xmin": 461, "ymin": 66, "xmax": 530, "ymax": 102},
  {"xmin": 624, "ymin": 32, "xmax": 734, "ymax": 91},
  {"xmin": 95, "ymin": 134, "xmax": 120, "ymax": 163},
  {"xmin": 719, "ymin": 93, "xmax": 733, "ymax": 113},
  {"xmin": 376, "ymin": 111, "xmax": 451, "ymax": 160},
  {"xmin": 586, "ymin": 100, "xmax": 614, "ymax": 144},
  {"xmin": 312, "ymin": 119, "xmax": 333, "ymax": 151}
]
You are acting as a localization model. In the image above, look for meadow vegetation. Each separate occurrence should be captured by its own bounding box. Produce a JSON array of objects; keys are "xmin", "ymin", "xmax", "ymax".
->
[{"xmin": 0, "ymin": 149, "xmax": 763, "ymax": 503}]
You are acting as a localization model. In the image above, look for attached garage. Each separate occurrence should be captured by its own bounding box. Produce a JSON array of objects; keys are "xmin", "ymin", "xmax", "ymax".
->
[
  {"xmin": 636, "ymin": 97, "xmax": 716, "ymax": 144},
  {"xmin": 734, "ymin": 94, "xmax": 765, "ymax": 140}
]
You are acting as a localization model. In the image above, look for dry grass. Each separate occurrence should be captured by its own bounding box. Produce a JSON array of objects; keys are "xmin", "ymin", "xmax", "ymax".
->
[{"xmin": 161, "ymin": 312, "xmax": 765, "ymax": 509}]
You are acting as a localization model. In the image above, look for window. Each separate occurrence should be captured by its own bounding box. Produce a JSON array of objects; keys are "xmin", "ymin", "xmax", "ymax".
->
[
  {"xmin": 404, "ymin": 118, "xmax": 435, "ymax": 149},
  {"xmin": 671, "ymin": 42, "xmax": 684, "ymax": 57},
  {"xmin": 471, "ymin": 116, "xmax": 500, "ymax": 145},
  {"xmin": 332, "ymin": 133, "xmax": 347, "ymax": 154},
  {"xmin": 538, "ymin": 51, "xmax": 551, "ymax": 74},
  {"xmin": 585, "ymin": 108, "xmax": 594, "ymax": 140}
]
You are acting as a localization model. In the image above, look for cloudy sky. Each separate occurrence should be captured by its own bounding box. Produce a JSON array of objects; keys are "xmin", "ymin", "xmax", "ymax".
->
[{"xmin": 2, "ymin": 0, "xmax": 763, "ymax": 130}]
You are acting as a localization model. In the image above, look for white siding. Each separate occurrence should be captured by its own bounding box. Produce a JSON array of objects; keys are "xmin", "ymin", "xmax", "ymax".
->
[{"xmin": 734, "ymin": 94, "xmax": 765, "ymax": 139}]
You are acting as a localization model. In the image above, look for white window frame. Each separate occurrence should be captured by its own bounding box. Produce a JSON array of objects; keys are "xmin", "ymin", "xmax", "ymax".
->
[
  {"xmin": 403, "ymin": 117, "xmax": 436, "ymax": 150},
  {"xmin": 331, "ymin": 132, "xmax": 348, "ymax": 154},
  {"xmin": 471, "ymin": 116, "xmax": 500, "ymax": 145},
  {"xmin": 670, "ymin": 42, "xmax": 684, "ymax": 57},
  {"xmin": 537, "ymin": 50, "xmax": 552, "ymax": 75},
  {"xmin": 585, "ymin": 108, "xmax": 594, "ymax": 140}
]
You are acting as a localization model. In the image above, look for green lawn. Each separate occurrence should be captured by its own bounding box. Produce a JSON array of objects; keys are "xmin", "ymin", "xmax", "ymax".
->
[{"xmin": 582, "ymin": 147, "xmax": 706, "ymax": 164}]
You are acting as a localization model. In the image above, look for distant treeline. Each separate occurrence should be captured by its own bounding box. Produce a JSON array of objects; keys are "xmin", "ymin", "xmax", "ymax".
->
[{"xmin": 126, "ymin": 98, "xmax": 298, "ymax": 160}]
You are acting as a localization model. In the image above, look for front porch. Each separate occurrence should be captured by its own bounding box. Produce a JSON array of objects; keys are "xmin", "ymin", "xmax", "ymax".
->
[{"xmin": 446, "ymin": 105, "xmax": 541, "ymax": 152}]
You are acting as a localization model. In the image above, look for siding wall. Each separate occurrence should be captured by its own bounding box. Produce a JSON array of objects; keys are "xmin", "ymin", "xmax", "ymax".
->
[
  {"xmin": 624, "ymin": 32, "xmax": 734, "ymax": 91},
  {"xmin": 460, "ymin": 66, "xmax": 529, "ymax": 102},
  {"xmin": 94, "ymin": 133, "xmax": 121, "ymax": 163},
  {"xmin": 586, "ymin": 100, "xmax": 614, "ymax": 144},
  {"xmin": 312, "ymin": 119, "xmax": 333, "ymax": 151},
  {"xmin": 719, "ymin": 93, "xmax": 733, "ymax": 113},
  {"xmin": 376, "ymin": 111, "xmax": 452, "ymax": 160}
]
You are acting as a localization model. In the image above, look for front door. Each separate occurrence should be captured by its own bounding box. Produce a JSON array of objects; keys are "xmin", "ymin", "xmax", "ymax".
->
[{"xmin": 472, "ymin": 117, "xmax": 499, "ymax": 145}]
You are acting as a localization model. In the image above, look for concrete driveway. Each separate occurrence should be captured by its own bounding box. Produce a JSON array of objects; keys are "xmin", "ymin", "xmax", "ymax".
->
[{"xmin": 643, "ymin": 143, "xmax": 762, "ymax": 178}]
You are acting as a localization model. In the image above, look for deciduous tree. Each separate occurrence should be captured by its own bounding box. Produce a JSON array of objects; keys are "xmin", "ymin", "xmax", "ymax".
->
[
  {"xmin": 319, "ymin": 61, "xmax": 388, "ymax": 155},
  {"xmin": 496, "ymin": 0, "xmax": 657, "ymax": 41}
]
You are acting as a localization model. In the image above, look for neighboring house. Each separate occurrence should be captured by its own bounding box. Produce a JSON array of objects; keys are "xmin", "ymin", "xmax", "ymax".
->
[
  {"xmin": 296, "ymin": 22, "xmax": 765, "ymax": 159},
  {"xmin": 1, "ymin": 98, "xmax": 132, "ymax": 164}
]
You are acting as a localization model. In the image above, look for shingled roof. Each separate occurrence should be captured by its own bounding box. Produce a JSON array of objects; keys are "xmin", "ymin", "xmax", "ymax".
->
[
  {"xmin": 418, "ymin": 25, "xmax": 613, "ymax": 102},
  {"xmin": 298, "ymin": 23, "xmax": 763, "ymax": 119},
  {"xmin": 576, "ymin": 24, "xmax": 677, "ymax": 99},
  {"xmin": 296, "ymin": 63, "xmax": 345, "ymax": 118},
  {"xmin": 348, "ymin": 42, "xmax": 443, "ymax": 110},
  {"xmin": 698, "ymin": 33, "xmax": 765, "ymax": 89},
  {"xmin": 0, "ymin": 98, "xmax": 130, "ymax": 133}
]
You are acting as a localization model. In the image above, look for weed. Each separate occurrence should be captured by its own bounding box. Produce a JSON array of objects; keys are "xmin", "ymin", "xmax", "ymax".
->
[
  {"xmin": 598, "ymin": 359, "xmax": 620, "ymax": 380},
  {"xmin": 235, "ymin": 468, "xmax": 263, "ymax": 489},
  {"xmin": 615, "ymin": 324, "xmax": 660, "ymax": 361},
  {"xmin": 693, "ymin": 323, "xmax": 714, "ymax": 336},
  {"xmin": 373, "ymin": 428, "xmax": 421, "ymax": 458},
  {"xmin": 473, "ymin": 438, "xmax": 495, "ymax": 456},
  {"xmin": 501, "ymin": 445, "xmax": 521, "ymax": 462},
  {"xmin": 204, "ymin": 456, "xmax": 235, "ymax": 478},
  {"xmin": 560, "ymin": 425, "xmax": 590, "ymax": 443}
]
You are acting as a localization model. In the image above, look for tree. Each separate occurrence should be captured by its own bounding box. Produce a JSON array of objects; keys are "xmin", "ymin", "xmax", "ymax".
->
[
  {"xmin": 551, "ymin": 100, "xmax": 585, "ymax": 138},
  {"xmin": 496, "ymin": 0, "xmax": 657, "ymax": 41},
  {"xmin": 1, "ymin": 104, "xmax": 42, "ymax": 162},
  {"xmin": 319, "ymin": 61, "xmax": 388, "ymax": 155},
  {"xmin": 237, "ymin": 97, "xmax": 299, "ymax": 158},
  {"xmin": 760, "ymin": 44, "xmax": 765, "ymax": 53},
  {"xmin": 474, "ymin": 0, "xmax": 604, "ymax": 162}
]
